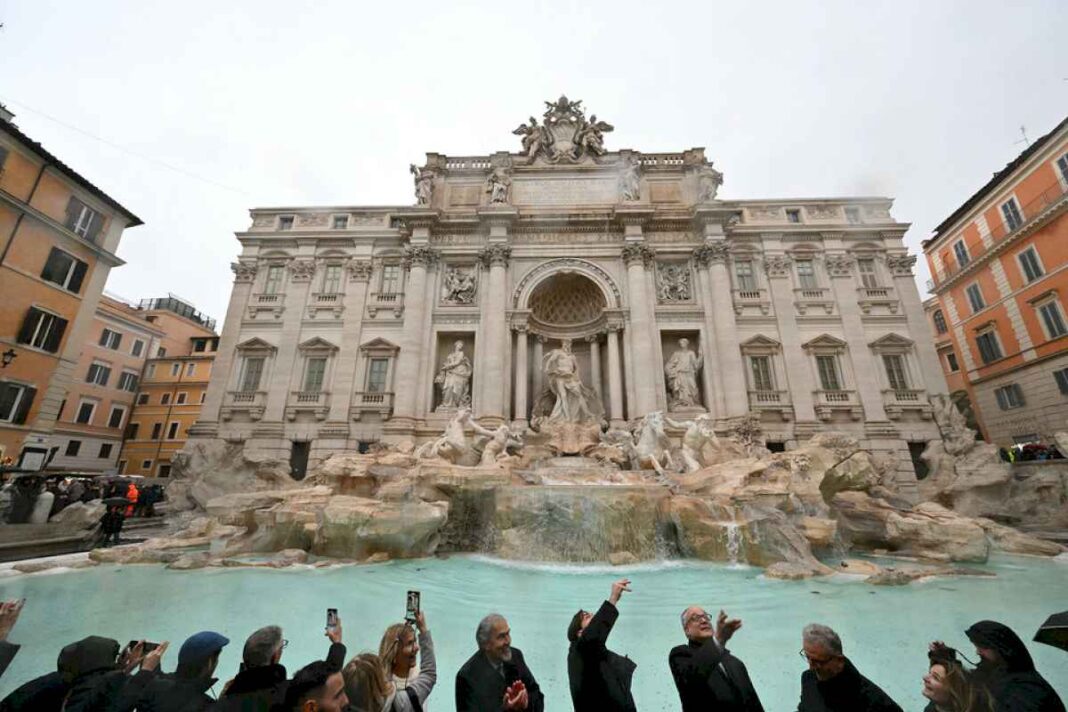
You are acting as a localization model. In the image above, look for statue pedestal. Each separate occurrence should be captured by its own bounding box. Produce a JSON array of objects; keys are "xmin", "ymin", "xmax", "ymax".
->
[
  {"xmin": 538, "ymin": 421, "xmax": 601, "ymax": 456},
  {"xmin": 668, "ymin": 405, "xmax": 707, "ymax": 417}
]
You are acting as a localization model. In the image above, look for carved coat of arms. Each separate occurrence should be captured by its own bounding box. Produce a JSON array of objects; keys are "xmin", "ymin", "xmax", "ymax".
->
[{"xmin": 512, "ymin": 95, "xmax": 614, "ymax": 164}]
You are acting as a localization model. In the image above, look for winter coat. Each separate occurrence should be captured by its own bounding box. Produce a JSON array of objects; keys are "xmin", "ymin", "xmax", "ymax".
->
[
  {"xmin": 123, "ymin": 672, "xmax": 218, "ymax": 712},
  {"xmin": 568, "ymin": 601, "xmax": 636, "ymax": 712},
  {"xmin": 455, "ymin": 647, "xmax": 543, "ymax": 712},
  {"xmin": 0, "ymin": 671, "xmax": 68, "ymax": 711},
  {"xmin": 216, "ymin": 641, "xmax": 346, "ymax": 712},
  {"xmin": 670, "ymin": 636, "xmax": 763, "ymax": 712},
  {"xmin": 966, "ymin": 621, "xmax": 1065, "ymax": 712},
  {"xmin": 797, "ymin": 658, "xmax": 902, "ymax": 712},
  {"xmin": 0, "ymin": 641, "xmax": 19, "ymax": 679}
]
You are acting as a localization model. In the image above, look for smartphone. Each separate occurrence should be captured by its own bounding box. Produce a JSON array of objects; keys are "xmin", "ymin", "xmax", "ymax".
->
[
  {"xmin": 326, "ymin": 608, "xmax": 339, "ymax": 633},
  {"xmin": 405, "ymin": 591, "xmax": 420, "ymax": 623},
  {"xmin": 125, "ymin": 640, "xmax": 159, "ymax": 655}
]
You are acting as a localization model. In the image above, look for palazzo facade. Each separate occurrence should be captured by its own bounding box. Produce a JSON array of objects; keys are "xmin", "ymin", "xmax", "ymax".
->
[{"xmin": 190, "ymin": 97, "xmax": 946, "ymax": 487}]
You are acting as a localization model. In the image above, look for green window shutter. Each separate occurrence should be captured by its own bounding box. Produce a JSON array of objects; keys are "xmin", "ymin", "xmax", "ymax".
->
[
  {"xmin": 68, "ymin": 260, "xmax": 88, "ymax": 293},
  {"xmin": 16, "ymin": 308, "xmax": 40, "ymax": 344},
  {"xmin": 44, "ymin": 316, "xmax": 68, "ymax": 353},
  {"xmin": 13, "ymin": 386, "xmax": 36, "ymax": 424}
]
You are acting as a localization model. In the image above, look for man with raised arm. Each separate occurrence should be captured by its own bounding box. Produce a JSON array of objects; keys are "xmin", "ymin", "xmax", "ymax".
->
[
  {"xmin": 567, "ymin": 578, "xmax": 637, "ymax": 712},
  {"xmin": 670, "ymin": 606, "xmax": 764, "ymax": 712}
]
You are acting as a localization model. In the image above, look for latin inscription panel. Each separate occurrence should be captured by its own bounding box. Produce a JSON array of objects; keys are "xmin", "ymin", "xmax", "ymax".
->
[{"xmin": 512, "ymin": 178, "xmax": 618, "ymax": 206}]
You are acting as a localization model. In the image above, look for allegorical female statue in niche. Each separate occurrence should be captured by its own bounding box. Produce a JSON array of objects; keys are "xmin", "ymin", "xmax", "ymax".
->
[
  {"xmin": 435, "ymin": 341, "xmax": 472, "ymax": 409},
  {"xmin": 664, "ymin": 337, "xmax": 704, "ymax": 409}
]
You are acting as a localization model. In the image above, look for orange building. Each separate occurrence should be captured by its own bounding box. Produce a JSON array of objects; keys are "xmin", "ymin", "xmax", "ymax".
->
[
  {"xmin": 119, "ymin": 297, "xmax": 217, "ymax": 477},
  {"xmin": 923, "ymin": 115, "xmax": 1068, "ymax": 445},
  {"xmin": 0, "ymin": 108, "xmax": 141, "ymax": 468}
]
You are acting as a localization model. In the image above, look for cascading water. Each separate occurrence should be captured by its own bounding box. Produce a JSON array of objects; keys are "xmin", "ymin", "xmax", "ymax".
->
[{"xmin": 724, "ymin": 522, "xmax": 742, "ymax": 566}]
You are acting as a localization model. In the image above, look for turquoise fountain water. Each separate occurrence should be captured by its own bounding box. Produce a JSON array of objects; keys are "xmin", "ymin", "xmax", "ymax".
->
[{"xmin": 0, "ymin": 555, "xmax": 1065, "ymax": 710}]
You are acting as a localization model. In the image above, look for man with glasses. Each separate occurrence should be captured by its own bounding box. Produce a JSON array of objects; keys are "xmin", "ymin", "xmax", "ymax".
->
[
  {"xmin": 669, "ymin": 606, "xmax": 764, "ymax": 711},
  {"xmin": 216, "ymin": 617, "xmax": 346, "ymax": 711},
  {"xmin": 567, "ymin": 578, "xmax": 637, "ymax": 712},
  {"xmin": 797, "ymin": 623, "xmax": 901, "ymax": 711}
]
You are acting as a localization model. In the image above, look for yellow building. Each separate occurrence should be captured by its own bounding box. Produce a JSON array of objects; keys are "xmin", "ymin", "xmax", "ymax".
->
[
  {"xmin": 119, "ymin": 299, "xmax": 217, "ymax": 477},
  {"xmin": 0, "ymin": 107, "xmax": 141, "ymax": 468}
]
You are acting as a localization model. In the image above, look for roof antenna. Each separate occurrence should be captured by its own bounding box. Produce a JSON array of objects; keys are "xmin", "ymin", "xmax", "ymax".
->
[{"xmin": 1015, "ymin": 125, "xmax": 1031, "ymax": 148}]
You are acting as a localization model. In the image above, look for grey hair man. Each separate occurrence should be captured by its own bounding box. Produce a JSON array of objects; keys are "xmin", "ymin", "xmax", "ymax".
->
[
  {"xmin": 215, "ymin": 619, "xmax": 346, "ymax": 712},
  {"xmin": 455, "ymin": 614, "xmax": 543, "ymax": 712},
  {"xmin": 797, "ymin": 623, "xmax": 902, "ymax": 712},
  {"xmin": 669, "ymin": 606, "xmax": 764, "ymax": 711}
]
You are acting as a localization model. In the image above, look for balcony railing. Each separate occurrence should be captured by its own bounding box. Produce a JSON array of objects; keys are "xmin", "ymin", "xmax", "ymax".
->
[
  {"xmin": 222, "ymin": 391, "xmax": 267, "ymax": 421},
  {"xmin": 311, "ymin": 292, "xmax": 343, "ymax": 304},
  {"xmin": 253, "ymin": 293, "xmax": 283, "ymax": 304},
  {"xmin": 794, "ymin": 287, "xmax": 828, "ymax": 300},
  {"xmin": 286, "ymin": 391, "xmax": 330, "ymax": 421},
  {"xmin": 858, "ymin": 286, "xmax": 892, "ymax": 299},
  {"xmin": 815, "ymin": 389, "xmax": 857, "ymax": 404},
  {"xmin": 293, "ymin": 390, "xmax": 328, "ymax": 404},
  {"xmin": 350, "ymin": 391, "xmax": 395, "ymax": 421},
  {"xmin": 934, "ymin": 178, "xmax": 1068, "ymax": 287},
  {"xmin": 749, "ymin": 389, "xmax": 787, "ymax": 404},
  {"xmin": 882, "ymin": 388, "xmax": 931, "ymax": 420},
  {"xmin": 813, "ymin": 389, "xmax": 863, "ymax": 421},
  {"xmin": 229, "ymin": 390, "xmax": 264, "ymax": 404},
  {"xmin": 367, "ymin": 293, "xmax": 404, "ymax": 317},
  {"xmin": 733, "ymin": 288, "xmax": 766, "ymax": 301}
]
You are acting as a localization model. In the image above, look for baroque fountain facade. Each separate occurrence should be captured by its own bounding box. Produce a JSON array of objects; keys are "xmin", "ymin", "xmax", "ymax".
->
[{"xmin": 100, "ymin": 97, "xmax": 1064, "ymax": 578}]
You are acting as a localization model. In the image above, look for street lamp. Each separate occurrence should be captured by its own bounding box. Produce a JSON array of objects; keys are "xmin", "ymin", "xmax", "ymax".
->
[{"xmin": 0, "ymin": 349, "xmax": 15, "ymax": 369}]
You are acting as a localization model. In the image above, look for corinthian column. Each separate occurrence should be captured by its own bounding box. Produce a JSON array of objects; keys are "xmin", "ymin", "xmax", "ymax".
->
[
  {"xmin": 694, "ymin": 241, "xmax": 748, "ymax": 417},
  {"xmin": 622, "ymin": 242, "xmax": 658, "ymax": 417},
  {"xmin": 606, "ymin": 325, "xmax": 624, "ymax": 426},
  {"xmin": 513, "ymin": 325, "xmax": 529, "ymax": 427},
  {"xmin": 478, "ymin": 244, "xmax": 511, "ymax": 421},
  {"xmin": 392, "ymin": 246, "xmax": 437, "ymax": 421}
]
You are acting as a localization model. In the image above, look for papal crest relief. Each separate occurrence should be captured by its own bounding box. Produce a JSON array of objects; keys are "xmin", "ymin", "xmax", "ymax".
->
[{"xmin": 512, "ymin": 95, "xmax": 615, "ymax": 164}]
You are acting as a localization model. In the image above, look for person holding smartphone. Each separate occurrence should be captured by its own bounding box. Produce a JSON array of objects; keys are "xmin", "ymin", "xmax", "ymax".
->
[{"xmin": 345, "ymin": 610, "xmax": 436, "ymax": 711}]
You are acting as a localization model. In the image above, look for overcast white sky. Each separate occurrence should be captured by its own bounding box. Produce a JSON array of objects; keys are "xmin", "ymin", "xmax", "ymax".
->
[{"xmin": 2, "ymin": 0, "xmax": 1065, "ymax": 327}]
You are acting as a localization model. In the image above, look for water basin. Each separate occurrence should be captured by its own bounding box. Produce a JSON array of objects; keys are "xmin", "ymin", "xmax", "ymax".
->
[{"xmin": 0, "ymin": 554, "xmax": 1065, "ymax": 709}]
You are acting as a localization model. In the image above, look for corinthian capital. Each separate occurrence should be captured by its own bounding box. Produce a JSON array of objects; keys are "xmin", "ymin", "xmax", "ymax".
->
[
  {"xmin": 621, "ymin": 243, "xmax": 655, "ymax": 267},
  {"xmin": 403, "ymin": 245, "xmax": 440, "ymax": 269},
  {"xmin": 478, "ymin": 244, "xmax": 512, "ymax": 268},
  {"xmin": 824, "ymin": 253, "xmax": 855, "ymax": 278},
  {"xmin": 287, "ymin": 258, "xmax": 317, "ymax": 282},
  {"xmin": 230, "ymin": 261, "xmax": 258, "ymax": 283},
  {"xmin": 885, "ymin": 254, "xmax": 917, "ymax": 277},
  {"xmin": 693, "ymin": 242, "xmax": 729, "ymax": 266},
  {"xmin": 346, "ymin": 259, "xmax": 374, "ymax": 282}
]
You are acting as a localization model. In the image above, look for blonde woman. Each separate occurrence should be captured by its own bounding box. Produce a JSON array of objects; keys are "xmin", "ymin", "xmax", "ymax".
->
[{"xmin": 345, "ymin": 612, "xmax": 435, "ymax": 712}]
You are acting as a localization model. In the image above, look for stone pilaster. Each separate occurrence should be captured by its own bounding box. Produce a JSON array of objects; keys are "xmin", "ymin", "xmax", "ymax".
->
[
  {"xmin": 887, "ymin": 254, "xmax": 947, "ymax": 396},
  {"xmin": 392, "ymin": 246, "xmax": 438, "ymax": 422},
  {"xmin": 588, "ymin": 335, "xmax": 602, "ymax": 398},
  {"xmin": 326, "ymin": 260, "xmax": 373, "ymax": 423},
  {"xmin": 694, "ymin": 240, "xmax": 748, "ymax": 417},
  {"xmin": 263, "ymin": 258, "xmax": 316, "ymax": 422},
  {"xmin": 513, "ymin": 325, "xmax": 529, "ymax": 427},
  {"xmin": 764, "ymin": 250, "xmax": 818, "ymax": 423},
  {"xmin": 478, "ymin": 244, "xmax": 511, "ymax": 421},
  {"xmin": 606, "ymin": 326, "xmax": 625, "ymax": 426},
  {"xmin": 622, "ymin": 242, "xmax": 658, "ymax": 417}
]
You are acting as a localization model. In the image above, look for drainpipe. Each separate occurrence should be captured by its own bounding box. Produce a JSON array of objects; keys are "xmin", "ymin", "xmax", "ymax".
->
[{"xmin": 0, "ymin": 162, "xmax": 47, "ymax": 268}]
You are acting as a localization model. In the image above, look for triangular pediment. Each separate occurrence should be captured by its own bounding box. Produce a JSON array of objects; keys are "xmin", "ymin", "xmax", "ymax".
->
[
  {"xmin": 868, "ymin": 333, "xmax": 914, "ymax": 349},
  {"xmin": 802, "ymin": 334, "xmax": 848, "ymax": 350},
  {"xmin": 298, "ymin": 336, "xmax": 339, "ymax": 352},
  {"xmin": 359, "ymin": 337, "xmax": 399, "ymax": 353},
  {"xmin": 235, "ymin": 337, "xmax": 276, "ymax": 352},
  {"xmin": 741, "ymin": 334, "xmax": 782, "ymax": 349}
]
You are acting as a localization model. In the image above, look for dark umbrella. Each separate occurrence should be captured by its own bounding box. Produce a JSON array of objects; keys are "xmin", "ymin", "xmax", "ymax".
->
[
  {"xmin": 102, "ymin": 497, "xmax": 130, "ymax": 507},
  {"xmin": 1034, "ymin": 612, "xmax": 1068, "ymax": 652}
]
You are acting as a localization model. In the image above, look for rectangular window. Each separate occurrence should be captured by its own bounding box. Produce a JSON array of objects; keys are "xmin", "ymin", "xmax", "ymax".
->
[
  {"xmin": 953, "ymin": 240, "xmax": 970, "ymax": 268},
  {"xmin": 131, "ymin": 339, "xmax": 144, "ymax": 358},
  {"xmin": 1017, "ymin": 247, "xmax": 1044, "ymax": 282},
  {"xmin": 141, "ymin": 459, "xmax": 153, "ymax": 470},
  {"xmin": 734, "ymin": 261, "xmax": 756, "ymax": 290},
  {"xmin": 994, "ymin": 383, "xmax": 1025, "ymax": 410},
  {"xmin": 176, "ymin": 392, "xmax": 187, "ymax": 404},
  {"xmin": 845, "ymin": 207, "xmax": 861, "ymax": 225},
  {"xmin": 171, "ymin": 363, "xmax": 181, "ymax": 377},
  {"xmin": 75, "ymin": 401, "xmax": 96, "ymax": 424},
  {"xmin": 976, "ymin": 331, "xmax": 1003, "ymax": 364},
  {"xmin": 193, "ymin": 339, "xmax": 207, "ymax": 353},
  {"xmin": 1038, "ymin": 301, "xmax": 1068, "ymax": 339},
  {"xmin": 380, "ymin": 264, "xmax": 401, "ymax": 294},
  {"xmin": 167, "ymin": 422, "xmax": 179, "ymax": 439},
  {"xmin": 749, "ymin": 356, "xmax": 774, "ymax": 391},
  {"xmin": 264, "ymin": 265, "xmax": 284, "ymax": 295},
  {"xmin": 786, "ymin": 209, "xmax": 801, "ymax": 223},
  {"xmin": 965, "ymin": 283, "xmax": 985, "ymax": 313},
  {"xmin": 118, "ymin": 372, "xmax": 139, "ymax": 392},
  {"xmin": 118, "ymin": 460, "xmax": 127, "ymax": 473},
  {"xmin": 137, "ymin": 393, "xmax": 149, "ymax": 405},
  {"xmin": 0, "ymin": 383, "xmax": 35, "ymax": 424},
  {"xmin": 1054, "ymin": 367, "xmax": 1068, "ymax": 394},
  {"xmin": 1058, "ymin": 154, "xmax": 1068, "ymax": 185},
  {"xmin": 882, "ymin": 354, "xmax": 909, "ymax": 390},
  {"xmin": 40, "ymin": 248, "xmax": 87, "ymax": 293},
  {"xmin": 1001, "ymin": 197, "xmax": 1024, "ymax": 231},
  {"xmin": 278, "ymin": 215, "xmax": 294, "ymax": 230},
  {"xmin": 945, "ymin": 351, "xmax": 960, "ymax": 372},
  {"xmin": 157, "ymin": 347, "xmax": 166, "ymax": 357},
  {"xmin": 99, "ymin": 328, "xmax": 122, "ymax": 350},
  {"xmin": 857, "ymin": 259, "xmax": 879, "ymax": 288},
  {"xmin": 158, "ymin": 463, "xmax": 172, "ymax": 477},
  {"xmin": 367, "ymin": 358, "xmax": 389, "ymax": 393},
  {"xmin": 933, "ymin": 310, "xmax": 948, "ymax": 335},
  {"xmin": 125, "ymin": 422, "xmax": 140, "ymax": 440},
  {"xmin": 65, "ymin": 440, "xmax": 81, "ymax": 457},
  {"xmin": 107, "ymin": 406, "xmax": 126, "ymax": 429},
  {"xmin": 98, "ymin": 443, "xmax": 113, "ymax": 459},
  {"xmin": 186, "ymin": 363, "xmax": 195, "ymax": 376},
  {"xmin": 333, "ymin": 215, "xmax": 348, "ymax": 229},
  {"xmin": 64, "ymin": 196, "xmax": 102, "ymax": 241},
  {"xmin": 304, "ymin": 357, "xmax": 327, "ymax": 392},
  {"xmin": 150, "ymin": 423, "xmax": 162, "ymax": 439},
  {"xmin": 816, "ymin": 355, "xmax": 842, "ymax": 391},
  {"xmin": 796, "ymin": 260, "xmax": 817, "ymax": 289},
  {"xmin": 86, "ymin": 362, "xmax": 111, "ymax": 386},
  {"xmin": 16, "ymin": 307, "xmax": 68, "ymax": 353},
  {"xmin": 160, "ymin": 393, "xmax": 171, "ymax": 405},
  {"xmin": 322, "ymin": 264, "xmax": 342, "ymax": 294},
  {"xmin": 147, "ymin": 364, "xmax": 156, "ymax": 378},
  {"xmin": 200, "ymin": 392, "xmax": 206, "ymax": 404},
  {"xmin": 240, "ymin": 357, "xmax": 265, "ymax": 391}
]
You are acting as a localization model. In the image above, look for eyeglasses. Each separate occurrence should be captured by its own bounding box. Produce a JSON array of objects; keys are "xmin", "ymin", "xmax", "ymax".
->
[
  {"xmin": 685, "ymin": 613, "xmax": 712, "ymax": 625},
  {"xmin": 799, "ymin": 650, "xmax": 837, "ymax": 665},
  {"xmin": 282, "ymin": 639, "xmax": 289, "ymax": 649}
]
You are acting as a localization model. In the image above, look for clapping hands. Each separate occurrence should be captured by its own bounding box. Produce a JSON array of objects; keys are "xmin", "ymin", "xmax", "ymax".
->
[{"xmin": 504, "ymin": 680, "xmax": 529, "ymax": 710}]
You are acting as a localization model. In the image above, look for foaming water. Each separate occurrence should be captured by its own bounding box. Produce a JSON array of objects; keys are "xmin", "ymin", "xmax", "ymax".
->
[{"xmin": 0, "ymin": 555, "xmax": 1064, "ymax": 710}]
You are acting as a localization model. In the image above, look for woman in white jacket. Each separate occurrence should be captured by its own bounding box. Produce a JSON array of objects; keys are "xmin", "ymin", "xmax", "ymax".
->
[{"xmin": 344, "ymin": 611, "xmax": 436, "ymax": 712}]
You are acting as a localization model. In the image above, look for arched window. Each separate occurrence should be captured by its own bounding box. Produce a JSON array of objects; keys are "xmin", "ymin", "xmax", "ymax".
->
[{"xmin": 932, "ymin": 309, "xmax": 947, "ymax": 335}]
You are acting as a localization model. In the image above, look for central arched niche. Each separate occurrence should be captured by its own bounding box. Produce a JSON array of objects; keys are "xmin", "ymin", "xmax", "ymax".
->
[{"xmin": 528, "ymin": 272, "xmax": 607, "ymax": 330}]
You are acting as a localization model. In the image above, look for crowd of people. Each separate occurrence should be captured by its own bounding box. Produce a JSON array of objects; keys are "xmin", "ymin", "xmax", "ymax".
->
[
  {"xmin": 0, "ymin": 579, "xmax": 1063, "ymax": 711},
  {"xmin": 0, "ymin": 474, "xmax": 165, "ymax": 526}
]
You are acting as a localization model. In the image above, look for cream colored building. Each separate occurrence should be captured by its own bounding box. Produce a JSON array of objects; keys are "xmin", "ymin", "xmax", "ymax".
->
[{"xmin": 191, "ymin": 97, "xmax": 946, "ymax": 488}]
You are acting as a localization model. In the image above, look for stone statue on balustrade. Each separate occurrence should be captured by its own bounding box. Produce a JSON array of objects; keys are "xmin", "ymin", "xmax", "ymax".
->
[
  {"xmin": 410, "ymin": 164, "xmax": 435, "ymax": 206},
  {"xmin": 442, "ymin": 267, "xmax": 477, "ymax": 305},
  {"xmin": 434, "ymin": 341, "xmax": 472, "ymax": 410},
  {"xmin": 664, "ymin": 338, "xmax": 704, "ymax": 411},
  {"xmin": 618, "ymin": 156, "xmax": 641, "ymax": 202},
  {"xmin": 484, "ymin": 167, "xmax": 511, "ymax": 204},
  {"xmin": 531, "ymin": 339, "xmax": 606, "ymax": 455}
]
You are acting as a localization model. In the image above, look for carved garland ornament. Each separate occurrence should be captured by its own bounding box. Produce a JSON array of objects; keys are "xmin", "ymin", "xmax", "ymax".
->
[
  {"xmin": 231, "ymin": 262, "xmax": 258, "ymax": 283},
  {"xmin": 346, "ymin": 260, "xmax": 374, "ymax": 282},
  {"xmin": 763, "ymin": 254, "xmax": 793, "ymax": 278},
  {"xmin": 287, "ymin": 259, "xmax": 317, "ymax": 282},
  {"xmin": 693, "ymin": 242, "xmax": 729, "ymax": 266},
  {"xmin": 621, "ymin": 243, "xmax": 656, "ymax": 267},
  {"xmin": 885, "ymin": 254, "xmax": 917, "ymax": 277},
  {"xmin": 824, "ymin": 253, "xmax": 856, "ymax": 278}
]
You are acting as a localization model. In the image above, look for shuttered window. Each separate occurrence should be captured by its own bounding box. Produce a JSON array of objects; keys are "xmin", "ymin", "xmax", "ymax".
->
[
  {"xmin": 367, "ymin": 358, "xmax": 389, "ymax": 392},
  {"xmin": 734, "ymin": 261, "xmax": 756, "ymax": 290},
  {"xmin": 0, "ymin": 383, "xmax": 36, "ymax": 424},
  {"xmin": 1001, "ymin": 198, "xmax": 1023, "ymax": 231},
  {"xmin": 1038, "ymin": 301, "xmax": 1068, "ymax": 339},
  {"xmin": 994, "ymin": 384, "xmax": 1025, "ymax": 410},
  {"xmin": 1018, "ymin": 247, "xmax": 1044, "ymax": 282},
  {"xmin": 303, "ymin": 357, "xmax": 327, "ymax": 392},
  {"xmin": 64, "ymin": 197, "xmax": 104, "ymax": 242},
  {"xmin": 86, "ymin": 362, "xmax": 111, "ymax": 386},
  {"xmin": 40, "ymin": 248, "xmax": 88, "ymax": 293},
  {"xmin": 857, "ymin": 259, "xmax": 879, "ymax": 288},
  {"xmin": 883, "ymin": 355, "xmax": 909, "ymax": 391},
  {"xmin": 976, "ymin": 331, "xmax": 1003, "ymax": 364},
  {"xmin": 932, "ymin": 310, "xmax": 948, "ymax": 334},
  {"xmin": 816, "ymin": 355, "xmax": 841, "ymax": 391},
  {"xmin": 17, "ymin": 308, "xmax": 68, "ymax": 353},
  {"xmin": 240, "ymin": 357, "xmax": 265, "ymax": 391},
  {"xmin": 749, "ymin": 356, "xmax": 774, "ymax": 391}
]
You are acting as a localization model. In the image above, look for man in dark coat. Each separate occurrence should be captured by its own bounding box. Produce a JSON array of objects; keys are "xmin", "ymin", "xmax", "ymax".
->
[
  {"xmin": 215, "ymin": 617, "xmax": 345, "ymax": 711},
  {"xmin": 567, "ymin": 578, "xmax": 636, "ymax": 712},
  {"xmin": 797, "ymin": 623, "xmax": 901, "ymax": 712},
  {"xmin": 456, "ymin": 614, "xmax": 544, "ymax": 712},
  {"xmin": 966, "ymin": 620, "xmax": 1065, "ymax": 712},
  {"xmin": 126, "ymin": 630, "xmax": 228, "ymax": 711},
  {"xmin": 670, "ymin": 606, "xmax": 764, "ymax": 712}
]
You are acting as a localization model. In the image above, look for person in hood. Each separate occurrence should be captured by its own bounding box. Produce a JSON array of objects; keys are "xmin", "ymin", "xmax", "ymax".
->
[
  {"xmin": 965, "ymin": 620, "xmax": 1065, "ymax": 712},
  {"xmin": 126, "ymin": 630, "xmax": 228, "ymax": 711},
  {"xmin": 216, "ymin": 617, "xmax": 346, "ymax": 712},
  {"xmin": 670, "ymin": 605, "xmax": 763, "ymax": 712},
  {"xmin": 796, "ymin": 623, "xmax": 902, "ymax": 712},
  {"xmin": 567, "ymin": 578, "xmax": 637, "ymax": 712},
  {"xmin": 0, "ymin": 635, "xmax": 118, "ymax": 712}
]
